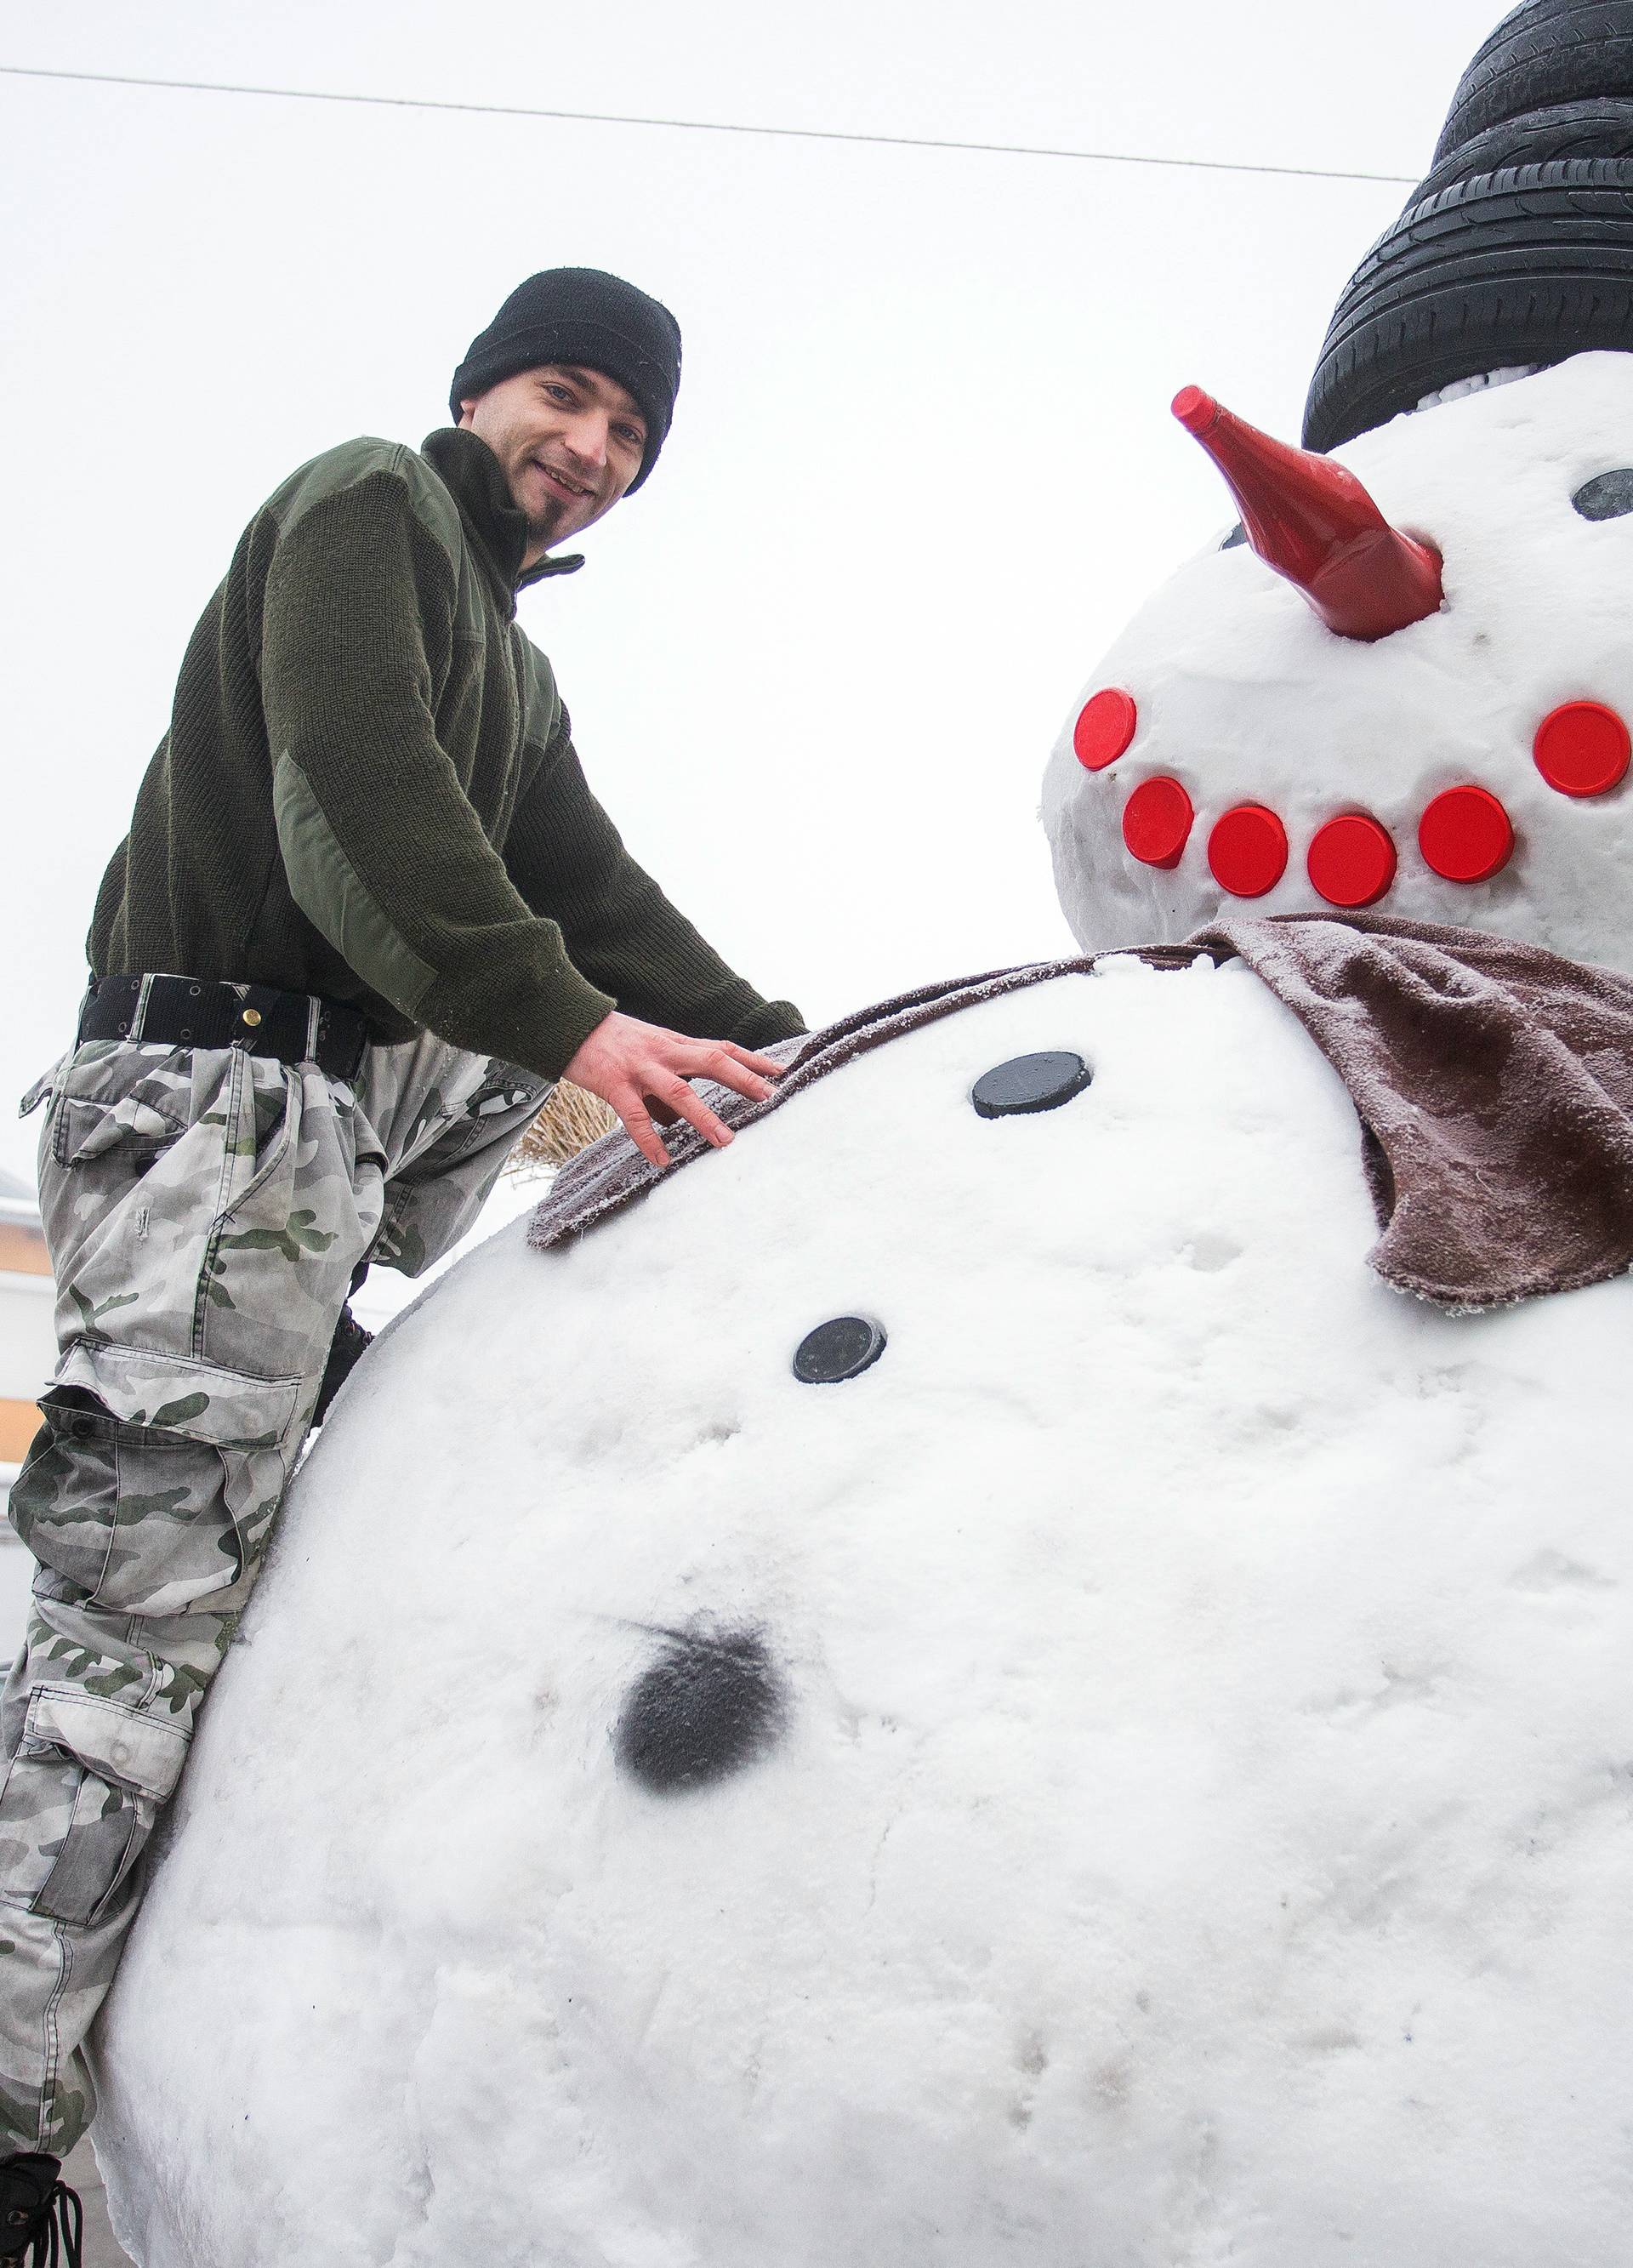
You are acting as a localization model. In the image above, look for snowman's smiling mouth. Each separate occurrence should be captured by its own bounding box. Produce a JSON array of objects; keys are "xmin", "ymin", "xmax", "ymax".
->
[{"xmin": 1074, "ymin": 686, "xmax": 1633, "ymax": 907}]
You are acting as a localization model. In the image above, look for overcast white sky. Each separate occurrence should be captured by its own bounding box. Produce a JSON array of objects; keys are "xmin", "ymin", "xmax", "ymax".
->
[{"xmin": 0, "ymin": 0, "xmax": 1506, "ymax": 1182}]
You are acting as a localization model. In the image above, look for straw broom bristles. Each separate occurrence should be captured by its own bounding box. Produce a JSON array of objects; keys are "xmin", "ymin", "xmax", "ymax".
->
[{"xmin": 508, "ymin": 1080, "xmax": 620, "ymax": 1174}]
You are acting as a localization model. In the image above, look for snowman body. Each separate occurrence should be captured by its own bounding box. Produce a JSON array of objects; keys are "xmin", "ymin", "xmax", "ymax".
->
[
  {"xmin": 1044, "ymin": 353, "xmax": 1633, "ymax": 966},
  {"xmin": 90, "ymin": 960, "xmax": 1633, "ymax": 2267}
]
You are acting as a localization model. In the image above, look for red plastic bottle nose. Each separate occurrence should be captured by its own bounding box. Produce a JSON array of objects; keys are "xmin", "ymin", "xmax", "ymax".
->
[{"xmin": 1173, "ymin": 386, "xmax": 1444, "ymax": 642}]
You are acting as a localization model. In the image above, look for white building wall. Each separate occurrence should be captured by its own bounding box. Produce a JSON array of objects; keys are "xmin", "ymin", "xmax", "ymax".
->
[
  {"xmin": 0, "ymin": 1273, "xmax": 54, "ymax": 1405},
  {"xmin": 0, "ymin": 1170, "xmax": 48, "ymax": 1655}
]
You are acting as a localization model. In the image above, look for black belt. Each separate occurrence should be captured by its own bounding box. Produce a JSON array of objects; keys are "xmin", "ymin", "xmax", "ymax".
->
[{"xmin": 78, "ymin": 975, "xmax": 370, "ymax": 1083}]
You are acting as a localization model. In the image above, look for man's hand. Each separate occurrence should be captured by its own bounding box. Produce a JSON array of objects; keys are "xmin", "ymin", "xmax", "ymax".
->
[{"xmin": 561, "ymin": 1011, "xmax": 787, "ymax": 1169}]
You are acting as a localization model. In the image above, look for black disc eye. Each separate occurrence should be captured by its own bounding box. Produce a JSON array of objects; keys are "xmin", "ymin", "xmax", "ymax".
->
[
  {"xmin": 1573, "ymin": 470, "xmax": 1633, "ymax": 521},
  {"xmin": 793, "ymin": 1315, "xmax": 885, "ymax": 1383},
  {"xmin": 1219, "ymin": 522, "xmax": 1247, "ymax": 550},
  {"xmin": 616, "ymin": 1623, "xmax": 788, "ymax": 1794},
  {"xmin": 970, "ymin": 1051, "xmax": 1093, "ymax": 1120}
]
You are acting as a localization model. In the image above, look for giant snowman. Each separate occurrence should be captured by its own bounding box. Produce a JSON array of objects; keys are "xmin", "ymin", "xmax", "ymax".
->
[{"xmin": 88, "ymin": 7, "xmax": 1633, "ymax": 2263}]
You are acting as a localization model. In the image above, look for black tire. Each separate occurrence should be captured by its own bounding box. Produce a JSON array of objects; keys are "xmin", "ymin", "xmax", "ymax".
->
[
  {"xmin": 1421, "ymin": 96, "xmax": 1633, "ymax": 198},
  {"xmin": 1302, "ymin": 156, "xmax": 1633, "ymax": 450},
  {"xmin": 1432, "ymin": 0, "xmax": 1633, "ymax": 165}
]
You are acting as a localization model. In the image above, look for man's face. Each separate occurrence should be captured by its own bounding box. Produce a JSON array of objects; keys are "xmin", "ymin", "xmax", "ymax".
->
[{"xmin": 458, "ymin": 364, "xmax": 648, "ymax": 560}]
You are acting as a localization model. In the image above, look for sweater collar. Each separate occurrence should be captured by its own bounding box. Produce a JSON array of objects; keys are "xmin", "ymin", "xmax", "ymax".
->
[{"xmin": 420, "ymin": 426, "xmax": 585, "ymax": 601}]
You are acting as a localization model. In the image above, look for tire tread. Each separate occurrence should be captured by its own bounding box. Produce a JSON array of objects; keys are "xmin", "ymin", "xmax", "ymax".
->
[
  {"xmin": 1303, "ymin": 156, "xmax": 1633, "ymax": 448},
  {"xmin": 1434, "ymin": 1, "xmax": 1633, "ymax": 162}
]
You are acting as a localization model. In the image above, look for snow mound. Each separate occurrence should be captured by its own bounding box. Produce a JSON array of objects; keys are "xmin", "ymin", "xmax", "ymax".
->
[{"xmin": 91, "ymin": 960, "xmax": 1633, "ymax": 2265}]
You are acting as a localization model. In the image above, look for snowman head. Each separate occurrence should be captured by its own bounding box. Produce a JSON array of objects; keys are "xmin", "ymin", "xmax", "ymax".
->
[
  {"xmin": 1044, "ymin": 0, "xmax": 1633, "ymax": 968},
  {"xmin": 1042, "ymin": 353, "xmax": 1633, "ymax": 967}
]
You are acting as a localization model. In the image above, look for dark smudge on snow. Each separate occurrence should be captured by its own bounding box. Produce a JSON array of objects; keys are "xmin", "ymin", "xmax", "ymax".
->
[{"xmin": 616, "ymin": 1621, "xmax": 789, "ymax": 1795}]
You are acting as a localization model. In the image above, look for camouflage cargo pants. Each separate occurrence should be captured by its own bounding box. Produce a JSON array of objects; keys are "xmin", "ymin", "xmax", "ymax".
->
[{"xmin": 0, "ymin": 1025, "xmax": 549, "ymax": 2157}]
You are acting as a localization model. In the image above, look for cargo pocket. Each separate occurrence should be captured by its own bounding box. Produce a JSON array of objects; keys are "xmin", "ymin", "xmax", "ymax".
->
[
  {"xmin": 12, "ymin": 1351, "xmax": 301, "ymax": 1616},
  {"xmin": 0, "ymin": 1687, "xmax": 188, "ymax": 1927},
  {"xmin": 48, "ymin": 1041, "xmax": 195, "ymax": 1170}
]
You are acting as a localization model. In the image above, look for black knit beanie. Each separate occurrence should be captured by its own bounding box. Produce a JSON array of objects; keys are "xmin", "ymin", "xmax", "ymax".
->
[{"xmin": 449, "ymin": 267, "xmax": 682, "ymax": 492}]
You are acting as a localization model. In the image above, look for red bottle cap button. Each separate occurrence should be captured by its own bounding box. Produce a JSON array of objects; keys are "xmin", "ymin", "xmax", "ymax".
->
[
  {"xmin": 1533, "ymin": 701, "xmax": 1631, "ymax": 797},
  {"xmin": 1207, "ymin": 804, "xmax": 1288, "ymax": 898},
  {"xmin": 1306, "ymin": 812, "xmax": 1397, "ymax": 908},
  {"xmin": 1073, "ymin": 688, "xmax": 1138, "ymax": 772},
  {"xmin": 1418, "ymin": 784, "xmax": 1515, "ymax": 882},
  {"xmin": 1122, "ymin": 776, "xmax": 1194, "ymax": 868}
]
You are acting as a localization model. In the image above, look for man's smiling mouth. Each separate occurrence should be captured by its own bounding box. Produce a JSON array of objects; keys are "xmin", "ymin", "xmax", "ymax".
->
[{"xmin": 534, "ymin": 459, "xmax": 595, "ymax": 502}]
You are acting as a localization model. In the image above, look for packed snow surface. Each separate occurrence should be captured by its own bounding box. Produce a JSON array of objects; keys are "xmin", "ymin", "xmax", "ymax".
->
[
  {"xmin": 88, "ymin": 959, "xmax": 1633, "ymax": 2265},
  {"xmin": 1044, "ymin": 352, "xmax": 1633, "ymax": 967}
]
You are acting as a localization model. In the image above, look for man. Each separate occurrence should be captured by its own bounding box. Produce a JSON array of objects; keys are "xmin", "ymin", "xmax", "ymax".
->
[{"xmin": 0, "ymin": 266, "xmax": 803, "ymax": 2255}]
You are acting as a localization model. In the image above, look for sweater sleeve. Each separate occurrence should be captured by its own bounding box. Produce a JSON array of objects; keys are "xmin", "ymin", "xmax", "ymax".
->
[
  {"xmin": 259, "ymin": 469, "xmax": 617, "ymax": 1080},
  {"xmin": 505, "ymin": 694, "xmax": 806, "ymax": 1050}
]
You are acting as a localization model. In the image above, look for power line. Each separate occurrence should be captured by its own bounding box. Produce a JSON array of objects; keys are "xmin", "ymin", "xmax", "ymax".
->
[{"xmin": 0, "ymin": 61, "xmax": 1416, "ymax": 187}]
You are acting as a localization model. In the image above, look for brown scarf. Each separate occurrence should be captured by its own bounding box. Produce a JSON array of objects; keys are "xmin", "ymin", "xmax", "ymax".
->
[{"xmin": 529, "ymin": 916, "xmax": 1633, "ymax": 1312}]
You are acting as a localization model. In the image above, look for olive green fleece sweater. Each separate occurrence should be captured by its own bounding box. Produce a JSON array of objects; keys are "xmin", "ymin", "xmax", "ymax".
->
[{"xmin": 89, "ymin": 426, "xmax": 803, "ymax": 1080}]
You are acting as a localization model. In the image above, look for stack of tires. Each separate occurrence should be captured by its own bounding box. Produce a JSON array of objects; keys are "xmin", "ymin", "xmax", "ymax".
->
[{"xmin": 1303, "ymin": 0, "xmax": 1633, "ymax": 450}]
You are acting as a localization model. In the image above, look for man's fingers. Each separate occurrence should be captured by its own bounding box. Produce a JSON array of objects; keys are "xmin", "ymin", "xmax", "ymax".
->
[
  {"xmin": 716, "ymin": 1041, "xmax": 789, "ymax": 1079},
  {"xmin": 585, "ymin": 1022, "xmax": 794, "ymax": 1164},
  {"xmin": 560, "ymin": 1020, "xmax": 792, "ymax": 1139},
  {"xmin": 612, "ymin": 1089, "xmax": 672, "ymax": 1171},
  {"xmin": 630, "ymin": 1043, "xmax": 777, "ymax": 1110},
  {"xmin": 651, "ymin": 1072, "xmax": 734, "ymax": 1151},
  {"xmin": 677, "ymin": 1046, "xmax": 779, "ymax": 1107}
]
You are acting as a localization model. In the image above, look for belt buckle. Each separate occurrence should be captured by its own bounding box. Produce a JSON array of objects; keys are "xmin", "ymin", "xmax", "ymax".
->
[{"xmin": 126, "ymin": 973, "xmax": 156, "ymax": 1044}]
